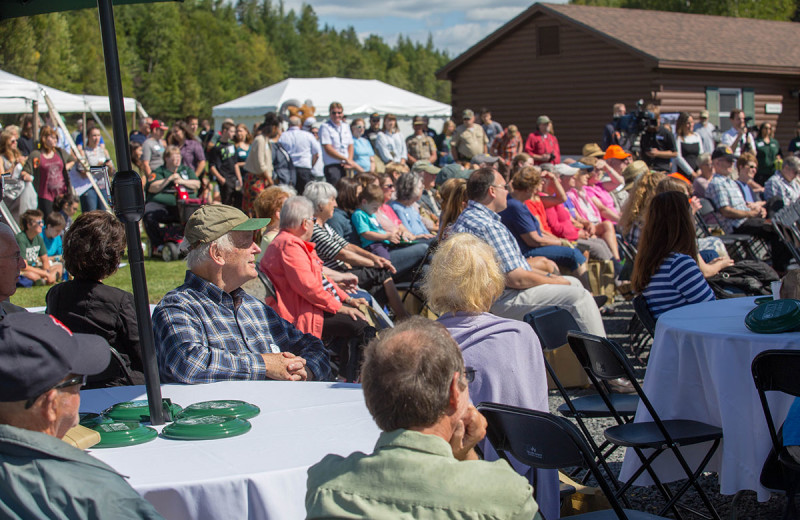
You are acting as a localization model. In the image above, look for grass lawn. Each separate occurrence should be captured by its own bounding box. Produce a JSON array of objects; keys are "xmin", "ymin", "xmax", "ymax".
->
[{"xmin": 9, "ymin": 255, "xmax": 189, "ymax": 309}]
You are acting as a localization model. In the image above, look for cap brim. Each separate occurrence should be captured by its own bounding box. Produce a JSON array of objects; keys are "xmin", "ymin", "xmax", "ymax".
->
[
  {"xmin": 70, "ymin": 333, "xmax": 112, "ymax": 376},
  {"xmin": 232, "ymin": 217, "xmax": 271, "ymax": 232}
]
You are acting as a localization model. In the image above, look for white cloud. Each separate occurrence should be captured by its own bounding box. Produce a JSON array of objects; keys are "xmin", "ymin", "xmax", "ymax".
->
[
  {"xmin": 430, "ymin": 21, "xmax": 505, "ymax": 56},
  {"xmin": 465, "ymin": 6, "xmax": 529, "ymax": 22}
]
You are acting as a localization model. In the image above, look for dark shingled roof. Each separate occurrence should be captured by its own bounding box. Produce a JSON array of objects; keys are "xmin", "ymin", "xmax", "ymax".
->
[{"xmin": 438, "ymin": 2, "xmax": 800, "ymax": 78}]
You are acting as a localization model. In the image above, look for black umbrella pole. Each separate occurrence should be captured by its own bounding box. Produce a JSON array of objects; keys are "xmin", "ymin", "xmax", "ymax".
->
[{"xmin": 97, "ymin": 0, "xmax": 164, "ymax": 425}]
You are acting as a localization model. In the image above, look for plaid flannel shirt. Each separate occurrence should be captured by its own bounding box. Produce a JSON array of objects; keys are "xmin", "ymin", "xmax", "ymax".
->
[
  {"xmin": 452, "ymin": 200, "xmax": 530, "ymax": 274},
  {"xmin": 153, "ymin": 271, "xmax": 331, "ymax": 383},
  {"xmin": 705, "ymin": 173, "xmax": 748, "ymax": 234},
  {"xmin": 764, "ymin": 172, "xmax": 800, "ymax": 204}
]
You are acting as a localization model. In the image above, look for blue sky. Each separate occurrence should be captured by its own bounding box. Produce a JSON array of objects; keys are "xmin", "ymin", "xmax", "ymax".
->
[{"xmin": 279, "ymin": 0, "xmax": 569, "ymax": 57}]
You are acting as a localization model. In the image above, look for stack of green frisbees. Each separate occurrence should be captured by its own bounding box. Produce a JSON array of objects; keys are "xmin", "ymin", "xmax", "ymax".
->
[{"xmin": 745, "ymin": 299, "xmax": 800, "ymax": 334}]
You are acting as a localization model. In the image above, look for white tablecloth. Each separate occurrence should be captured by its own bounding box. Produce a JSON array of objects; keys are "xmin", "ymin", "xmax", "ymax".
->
[
  {"xmin": 80, "ymin": 381, "xmax": 381, "ymax": 519},
  {"xmin": 618, "ymin": 297, "xmax": 800, "ymax": 501}
]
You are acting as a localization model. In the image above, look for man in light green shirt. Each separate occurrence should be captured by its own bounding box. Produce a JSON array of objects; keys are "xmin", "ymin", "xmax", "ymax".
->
[{"xmin": 305, "ymin": 317, "xmax": 541, "ymax": 520}]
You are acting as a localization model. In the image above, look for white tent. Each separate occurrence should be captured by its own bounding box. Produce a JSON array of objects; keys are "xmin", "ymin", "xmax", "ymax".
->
[
  {"xmin": 0, "ymin": 69, "xmax": 138, "ymax": 114},
  {"xmin": 212, "ymin": 77, "xmax": 452, "ymax": 136}
]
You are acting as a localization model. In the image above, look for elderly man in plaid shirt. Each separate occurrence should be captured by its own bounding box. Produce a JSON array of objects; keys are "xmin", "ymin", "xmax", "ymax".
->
[
  {"xmin": 451, "ymin": 168, "xmax": 605, "ymax": 336},
  {"xmin": 153, "ymin": 205, "xmax": 331, "ymax": 384}
]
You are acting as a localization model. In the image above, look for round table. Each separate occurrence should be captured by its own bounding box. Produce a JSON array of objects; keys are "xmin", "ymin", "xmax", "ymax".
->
[
  {"xmin": 80, "ymin": 381, "xmax": 381, "ymax": 519},
  {"xmin": 618, "ymin": 297, "xmax": 800, "ymax": 501}
]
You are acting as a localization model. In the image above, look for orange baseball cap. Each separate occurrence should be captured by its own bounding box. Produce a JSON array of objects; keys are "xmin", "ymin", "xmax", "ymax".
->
[{"xmin": 604, "ymin": 145, "xmax": 631, "ymax": 160}]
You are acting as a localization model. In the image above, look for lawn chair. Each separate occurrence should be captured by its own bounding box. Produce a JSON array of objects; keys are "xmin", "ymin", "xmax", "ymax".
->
[
  {"xmin": 567, "ymin": 331, "xmax": 722, "ymax": 520},
  {"xmin": 478, "ymin": 402, "xmax": 672, "ymax": 520}
]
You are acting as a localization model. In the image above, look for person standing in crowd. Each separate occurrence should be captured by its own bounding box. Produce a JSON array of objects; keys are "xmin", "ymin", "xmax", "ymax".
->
[
  {"xmin": 350, "ymin": 118, "xmax": 374, "ymax": 175},
  {"xmin": 754, "ymin": 121, "xmax": 781, "ymax": 186},
  {"xmin": 141, "ymin": 119, "xmax": 167, "ymax": 181},
  {"xmin": 602, "ymin": 103, "xmax": 626, "ymax": 151},
  {"xmin": 451, "ymin": 109, "xmax": 487, "ymax": 163},
  {"xmin": 639, "ymin": 104, "xmax": 677, "ymax": 172},
  {"xmin": 210, "ymin": 121, "xmax": 243, "ymax": 209},
  {"xmin": 721, "ymin": 109, "xmax": 756, "ymax": 158},
  {"xmin": 16, "ymin": 209, "xmax": 62, "ymax": 285},
  {"xmin": 374, "ymin": 114, "xmax": 407, "ymax": 167},
  {"xmin": 694, "ymin": 110, "xmax": 716, "ymax": 154},
  {"xmin": 143, "ymin": 145, "xmax": 201, "ymax": 256},
  {"xmin": 490, "ymin": 124, "xmax": 523, "ymax": 167},
  {"xmin": 675, "ymin": 112, "xmax": 705, "ymax": 178},
  {"xmin": 480, "ymin": 109, "xmax": 503, "ymax": 148},
  {"xmin": 1, "ymin": 126, "xmax": 35, "ymax": 223},
  {"xmin": 788, "ymin": 122, "xmax": 800, "ymax": 155},
  {"xmin": 244, "ymin": 113, "xmax": 279, "ymax": 214},
  {"xmin": 305, "ymin": 317, "xmax": 541, "ymax": 520},
  {"xmin": 434, "ymin": 119, "xmax": 456, "ymax": 167},
  {"xmin": 74, "ymin": 120, "xmax": 105, "ymax": 150},
  {"xmin": 23, "ymin": 126, "xmax": 73, "ymax": 218},
  {"xmin": 281, "ymin": 115, "xmax": 321, "ymax": 194},
  {"xmin": 0, "ymin": 313, "xmax": 165, "ymax": 519},
  {"xmin": 17, "ymin": 115, "xmax": 35, "ymax": 157},
  {"xmin": 632, "ymin": 191, "xmax": 715, "ymax": 319},
  {"xmin": 46, "ymin": 211, "xmax": 145, "ymax": 387},
  {"xmin": 129, "ymin": 116, "xmax": 151, "ymax": 146},
  {"xmin": 405, "ymin": 116, "xmax": 437, "ymax": 166},
  {"xmin": 77, "ymin": 126, "xmax": 113, "ymax": 212},
  {"xmin": 319, "ymin": 102, "xmax": 355, "ymax": 185},
  {"xmin": 234, "ymin": 123, "xmax": 252, "ymax": 197},
  {"xmin": 363, "ymin": 113, "xmax": 381, "ymax": 147},
  {"xmin": 269, "ymin": 121, "xmax": 295, "ymax": 188},
  {"xmin": 524, "ymin": 115, "xmax": 560, "ymax": 165}
]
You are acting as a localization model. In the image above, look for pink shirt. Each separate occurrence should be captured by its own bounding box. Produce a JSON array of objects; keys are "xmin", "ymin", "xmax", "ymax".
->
[{"xmin": 585, "ymin": 184, "xmax": 618, "ymax": 222}]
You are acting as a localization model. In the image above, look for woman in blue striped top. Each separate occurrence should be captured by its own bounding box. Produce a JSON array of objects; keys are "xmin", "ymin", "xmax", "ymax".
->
[{"xmin": 631, "ymin": 191, "xmax": 715, "ymax": 318}]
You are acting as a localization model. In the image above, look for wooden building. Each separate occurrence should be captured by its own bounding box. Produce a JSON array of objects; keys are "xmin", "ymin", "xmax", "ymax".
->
[{"xmin": 436, "ymin": 3, "xmax": 800, "ymax": 155}]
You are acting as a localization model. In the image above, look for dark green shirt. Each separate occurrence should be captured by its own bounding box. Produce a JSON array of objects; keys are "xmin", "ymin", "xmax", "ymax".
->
[
  {"xmin": 15, "ymin": 231, "xmax": 46, "ymax": 267},
  {"xmin": 145, "ymin": 164, "xmax": 199, "ymax": 206}
]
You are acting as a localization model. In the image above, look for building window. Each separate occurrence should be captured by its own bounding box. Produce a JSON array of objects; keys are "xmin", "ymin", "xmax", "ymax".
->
[
  {"xmin": 538, "ymin": 26, "xmax": 560, "ymax": 56},
  {"xmin": 718, "ymin": 88, "xmax": 741, "ymax": 133}
]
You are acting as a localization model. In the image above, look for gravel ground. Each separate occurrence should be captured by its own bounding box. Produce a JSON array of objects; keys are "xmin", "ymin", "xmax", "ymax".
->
[{"xmin": 548, "ymin": 298, "xmax": 788, "ymax": 519}]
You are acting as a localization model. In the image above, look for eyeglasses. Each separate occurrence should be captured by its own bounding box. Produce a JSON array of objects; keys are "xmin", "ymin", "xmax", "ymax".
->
[
  {"xmin": 304, "ymin": 217, "xmax": 318, "ymax": 225},
  {"xmin": 464, "ymin": 367, "xmax": 476, "ymax": 383},
  {"xmin": 25, "ymin": 374, "xmax": 87, "ymax": 409},
  {"xmin": 34, "ymin": 220, "xmax": 43, "ymax": 225},
  {"xmin": 331, "ymin": 110, "xmax": 343, "ymax": 115},
  {"xmin": 382, "ymin": 184, "xmax": 394, "ymax": 190},
  {"xmin": 491, "ymin": 183, "xmax": 510, "ymax": 191}
]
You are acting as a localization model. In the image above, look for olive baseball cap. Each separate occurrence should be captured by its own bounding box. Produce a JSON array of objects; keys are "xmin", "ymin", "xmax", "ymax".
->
[
  {"xmin": 184, "ymin": 205, "xmax": 270, "ymax": 249},
  {"xmin": 412, "ymin": 161, "xmax": 441, "ymax": 175}
]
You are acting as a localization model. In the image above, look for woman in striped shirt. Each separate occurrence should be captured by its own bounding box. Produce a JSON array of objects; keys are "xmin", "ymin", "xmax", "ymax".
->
[{"xmin": 631, "ymin": 191, "xmax": 715, "ymax": 318}]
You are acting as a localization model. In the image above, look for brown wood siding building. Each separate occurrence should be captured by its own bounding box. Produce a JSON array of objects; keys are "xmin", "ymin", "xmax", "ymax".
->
[{"xmin": 438, "ymin": 3, "xmax": 800, "ymax": 156}]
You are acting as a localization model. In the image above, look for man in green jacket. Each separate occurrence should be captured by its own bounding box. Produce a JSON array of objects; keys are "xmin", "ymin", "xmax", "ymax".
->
[
  {"xmin": 0, "ymin": 313, "xmax": 163, "ymax": 519},
  {"xmin": 305, "ymin": 316, "xmax": 541, "ymax": 519}
]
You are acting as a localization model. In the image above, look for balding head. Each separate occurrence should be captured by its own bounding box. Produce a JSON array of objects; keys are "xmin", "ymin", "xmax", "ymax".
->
[
  {"xmin": 0, "ymin": 223, "xmax": 23, "ymax": 302},
  {"xmin": 361, "ymin": 317, "xmax": 465, "ymax": 432},
  {"xmin": 288, "ymin": 116, "xmax": 301, "ymax": 128}
]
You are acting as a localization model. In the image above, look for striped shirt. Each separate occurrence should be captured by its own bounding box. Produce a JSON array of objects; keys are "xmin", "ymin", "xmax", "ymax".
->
[
  {"xmin": 643, "ymin": 253, "xmax": 715, "ymax": 319},
  {"xmin": 311, "ymin": 223, "xmax": 348, "ymax": 270}
]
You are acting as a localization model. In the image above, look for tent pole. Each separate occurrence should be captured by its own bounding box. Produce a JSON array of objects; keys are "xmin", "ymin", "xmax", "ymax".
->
[
  {"xmin": 32, "ymin": 101, "xmax": 38, "ymax": 143},
  {"xmin": 97, "ymin": 0, "xmax": 164, "ymax": 425}
]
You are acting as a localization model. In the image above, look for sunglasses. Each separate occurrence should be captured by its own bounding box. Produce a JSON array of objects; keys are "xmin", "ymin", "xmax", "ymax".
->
[
  {"xmin": 331, "ymin": 110, "xmax": 343, "ymax": 115},
  {"xmin": 382, "ymin": 184, "xmax": 394, "ymax": 189},
  {"xmin": 25, "ymin": 374, "xmax": 87, "ymax": 409}
]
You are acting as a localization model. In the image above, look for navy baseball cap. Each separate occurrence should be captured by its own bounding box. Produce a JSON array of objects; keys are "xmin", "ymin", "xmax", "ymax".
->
[{"xmin": 0, "ymin": 313, "xmax": 111, "ymax": 402}]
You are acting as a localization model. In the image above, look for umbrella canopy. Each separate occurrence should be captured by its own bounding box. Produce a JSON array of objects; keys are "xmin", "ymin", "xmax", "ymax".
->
[{"xmin": 0, "ymin": 0, "xmax": 180, "ymax": 19}]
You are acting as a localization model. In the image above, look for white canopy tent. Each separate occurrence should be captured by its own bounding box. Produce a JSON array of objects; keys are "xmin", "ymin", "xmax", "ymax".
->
[
  {"xmin": 212, "ymin": 77, "xmax": 452, "ymax": 136},
  {"xmin": 0, "ymin": 69, "xmax": 139, "ymax": 114}
]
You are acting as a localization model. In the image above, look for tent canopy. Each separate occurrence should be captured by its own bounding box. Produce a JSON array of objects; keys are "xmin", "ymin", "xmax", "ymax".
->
[
  {"xmin": 0, "ymin": 69, "xmax": 138, "ymax": 114},
  {"xmin": 212, "ymin": 77, "xmax": 451, "ymax": 121}
]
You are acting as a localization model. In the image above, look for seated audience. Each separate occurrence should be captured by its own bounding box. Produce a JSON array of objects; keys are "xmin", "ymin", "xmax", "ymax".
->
[
  {"xmin": 16, "ymin": 209, "xmax": 62, "ymax": 285},
  {"xmin": 619, "ymin": 170, "xmax": 667, "ymax": 247},
  {"xmin": 427, "ymin": 233, "xmax": 558, "ymax": 519},
  {"xmin": 583, "ymin": 157, "xmax": 624, "ymax": 222},
  {"xmin": 46, "ymin": 211, "xmax": 144, "ymax": 386},
  {"xmin": 437, "ymin": 177, "xmax": 468, "ymax": 240},
  {"xmin": 253, "ymin": 185, "xmax": 294, "ymax": 263},
  {"xmin": 142, "ymin": 145, "xmax": 201, "ymax": 255},
  {"xmin": 0, "ymin": 222, "xmax": 26, "ymax": 316},
  {"xmin": 305, "ymin": 317, "xmax": 541, "ymax": 520},
  {"xmin": 152, "ymin": 204, "xmax": 331, "ymax": 383},
  {"xmin": 692, "ymin": 153, "xmax": 714, "ymax": 198},
  {"xmin": 499, "ymin": 167, "xmax": 589, "ymax": 288},
  {"xmin": 374, "ymin": 172, "xmax": 414, "ymax": 239},
  {"xmin": 567, "ymin": 165, "xmax": 618, "ymax": 250},
  {"xmin": 632, "ymin": 191, "xmax": 715, "ymax": 318},
  {"xmin": 388, "ymin": 172, "xmax": 436, "ymax": 242},
  {"xmin": 734, "ymin": 152, "xmax": 764, "ymax": 203},
  {"xmin": 452, "ymin": 168, "xmax": 605, "ymax": 335},
  {"xmin": 412, "ymin": 161, "xmax": 441, "ymax": 231},
  {"xmin": 41, "ymin": 211, "xmax": 65, "ymax": 268},
  {"xmin": 764, "ymin": 155, "xmax": 800, "ymax": 206},
  {"xmin": 352, "ymin": 183, "xmax": 402, "ymax": 260},
  {"xmin": 328, "ymin": 177, "xmax": 362, "ymax": 245},
  {"xmin": 0, "ymin": 313, "xmax": 163, "ymax": 519}
]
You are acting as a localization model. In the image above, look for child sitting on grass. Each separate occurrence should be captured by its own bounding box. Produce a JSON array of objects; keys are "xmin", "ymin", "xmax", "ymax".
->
[
  {"xmin": 351, "ymin": 183, "xmax": 402, "ymax": 260},
  {"xmin": 15, "ymin": 209, "xmax": 63, "ymax": 286},
  {"xmin": 41, "ymin": 211, "xmax": 66, "ymax": 280}
]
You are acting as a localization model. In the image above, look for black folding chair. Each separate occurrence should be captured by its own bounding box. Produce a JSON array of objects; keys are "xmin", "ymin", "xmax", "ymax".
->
[
  {"xmin": 567, "ymin": 331, "xmax": 722, "ymax": 520},
  {"xmin": 478, "ymin": 402, "xmax": 671, "ymax": 520},
  {"xmin": 524, "ymin": 308, "xmax": 638, "ymax": 492},
  {"xmin": 695, "ymin": 198, "xmax": 761, "ymax": 261},
  {"xmin": 395, "ymin": 239, "xmax": 438, "ymax": 316},
  {"xmin": 752, "ymin": 349, "xmax": 800, "ymax": 520},
  {"xmin": 629, "ymin": 294, "xmax": 656, "ymax": 360}
]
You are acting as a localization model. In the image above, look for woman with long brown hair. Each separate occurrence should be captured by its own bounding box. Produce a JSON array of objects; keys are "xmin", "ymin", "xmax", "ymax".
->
[
  {"xmin": 675, "ymin": 111, "xmax": 704, "ymax": 178},
  {"xmin": 23, "ymin": 126, "xmax": 74, "ymax": 218},
  {"xmin": 437, "ymin": 177, "xmax": 468, "ymax": 240},
  {"xmin": 631, "ymin": 191, "xmax": 714, "ymax": 318},
  {"xmin": 1, "ymin": 126, "xmax": 36, "ymax": 221},
  {"xmin": 618, "ymin": 168, "xmax": 666, "ymax": 247}
]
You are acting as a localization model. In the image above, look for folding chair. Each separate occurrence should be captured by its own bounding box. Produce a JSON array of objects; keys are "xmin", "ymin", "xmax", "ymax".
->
[
  {"xmin": 630, "ymin": 295, "xmax": 656, "ymax": 359},
  {"xmin": 567, "ymin": 331, "xmax": 722, "ymax": 520},
  {"xmin": 477, "ymin": 402, "xmax": 670, "ymax": 520},
  {"xmin": 524, "ymin": 308, "xmax": 638, "ymax": 491},
  {"xmin": 752, "ymin": 349, "xmax": 800, "ymax": 520},
  {"xmin": 695, "ymin": 198, "xmax": 762, "ymax": 261},
  {"xmin": 394, "ymin": 239, "xmax": 438, "ymax": 317},
  {"xmin": 771, "ymin": 206, "xmax": 800, "ymax": 266}
]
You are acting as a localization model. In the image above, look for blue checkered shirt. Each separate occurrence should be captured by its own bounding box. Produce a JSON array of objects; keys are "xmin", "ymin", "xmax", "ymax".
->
[
  {"xmin": 764, "ymin": 172, "xmax": 800, "ymax": 204},
  {"xmin": 705, "ymin": 173, "xmax": 747, "ymax": 234},
  {"xmin": 153, "ymin": 271, "xmax": 331, "ymax": 383},
  {"xmin": 452, "ymin": 200, "xmax": 530, "ymax": 273}
]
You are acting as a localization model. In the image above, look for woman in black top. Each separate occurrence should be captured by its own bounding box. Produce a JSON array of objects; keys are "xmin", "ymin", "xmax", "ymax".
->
[{"xmin": 46, "ymin": 211, "xmax": 144, "ymax": 387}]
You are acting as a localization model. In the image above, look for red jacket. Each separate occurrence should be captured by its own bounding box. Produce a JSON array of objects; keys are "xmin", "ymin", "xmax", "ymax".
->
[
  {"xmin": 523, "ymin": 132, "xmax": 561, "ymax": 165},
  {"xmin": 261, "ymin": 230, "xmax": 346, "ymax": 339}
]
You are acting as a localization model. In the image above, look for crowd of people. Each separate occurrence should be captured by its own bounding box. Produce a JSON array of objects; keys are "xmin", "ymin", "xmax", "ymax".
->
[{"xmin": 2, "ymin": 98, "xmax": 800, "ymax": 519}]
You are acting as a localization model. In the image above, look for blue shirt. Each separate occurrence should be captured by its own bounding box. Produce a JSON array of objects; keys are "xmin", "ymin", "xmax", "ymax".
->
[
  {"xmin": 388, "ymin": 200, "xmax": 428, "ymax": 236},
  {"xmin": 152, "ymin": 271, "xmax": 331, "ymax": 383},
  {"xmin": 352, "ymin": 137, "xmax": 374, "ymax": 173},
  {"xmin": 452, "ymin": 200, "xmax": 530, "ymax": 274},
  {"xmin": 41, "ymin": 231, "xmax": 62, "ymax": 257},
  {"xmin": 351, "ymin": 209, "xmax": 386, "ymax": 247},
  {"xmin": 735, "ymin": 180, "xmax": 755, "ymax": 203},
  {"xmin": 643, "ymin": 253, "xmax": 715, "ymax": 318},
  {"xmin": 279, "ymin": 126, "xmax": 321, "ymax": 169},
  {"xmin": 498, "ymin": 196, "xmax": 542, "ymax": 256}
]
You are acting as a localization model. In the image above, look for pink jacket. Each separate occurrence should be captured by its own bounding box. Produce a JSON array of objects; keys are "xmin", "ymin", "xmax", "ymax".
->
[{"xmin": 261, "ymin": 230, "xmax": 346, "ymax": 339}]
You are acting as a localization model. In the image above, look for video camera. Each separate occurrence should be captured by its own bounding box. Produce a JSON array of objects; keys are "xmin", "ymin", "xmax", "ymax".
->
[{"xmin": 613, "ymin": 99, "xmax": 658, "ymax": 156}]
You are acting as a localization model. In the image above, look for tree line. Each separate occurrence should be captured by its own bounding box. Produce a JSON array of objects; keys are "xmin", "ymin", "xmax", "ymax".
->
[
  {"xmin": 0, "ymin": 0, "xmax": 452, "ymax": 122},
  {"xmin": 570, "ymin": 0, "xmax": 799, "ymax": 20}
]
